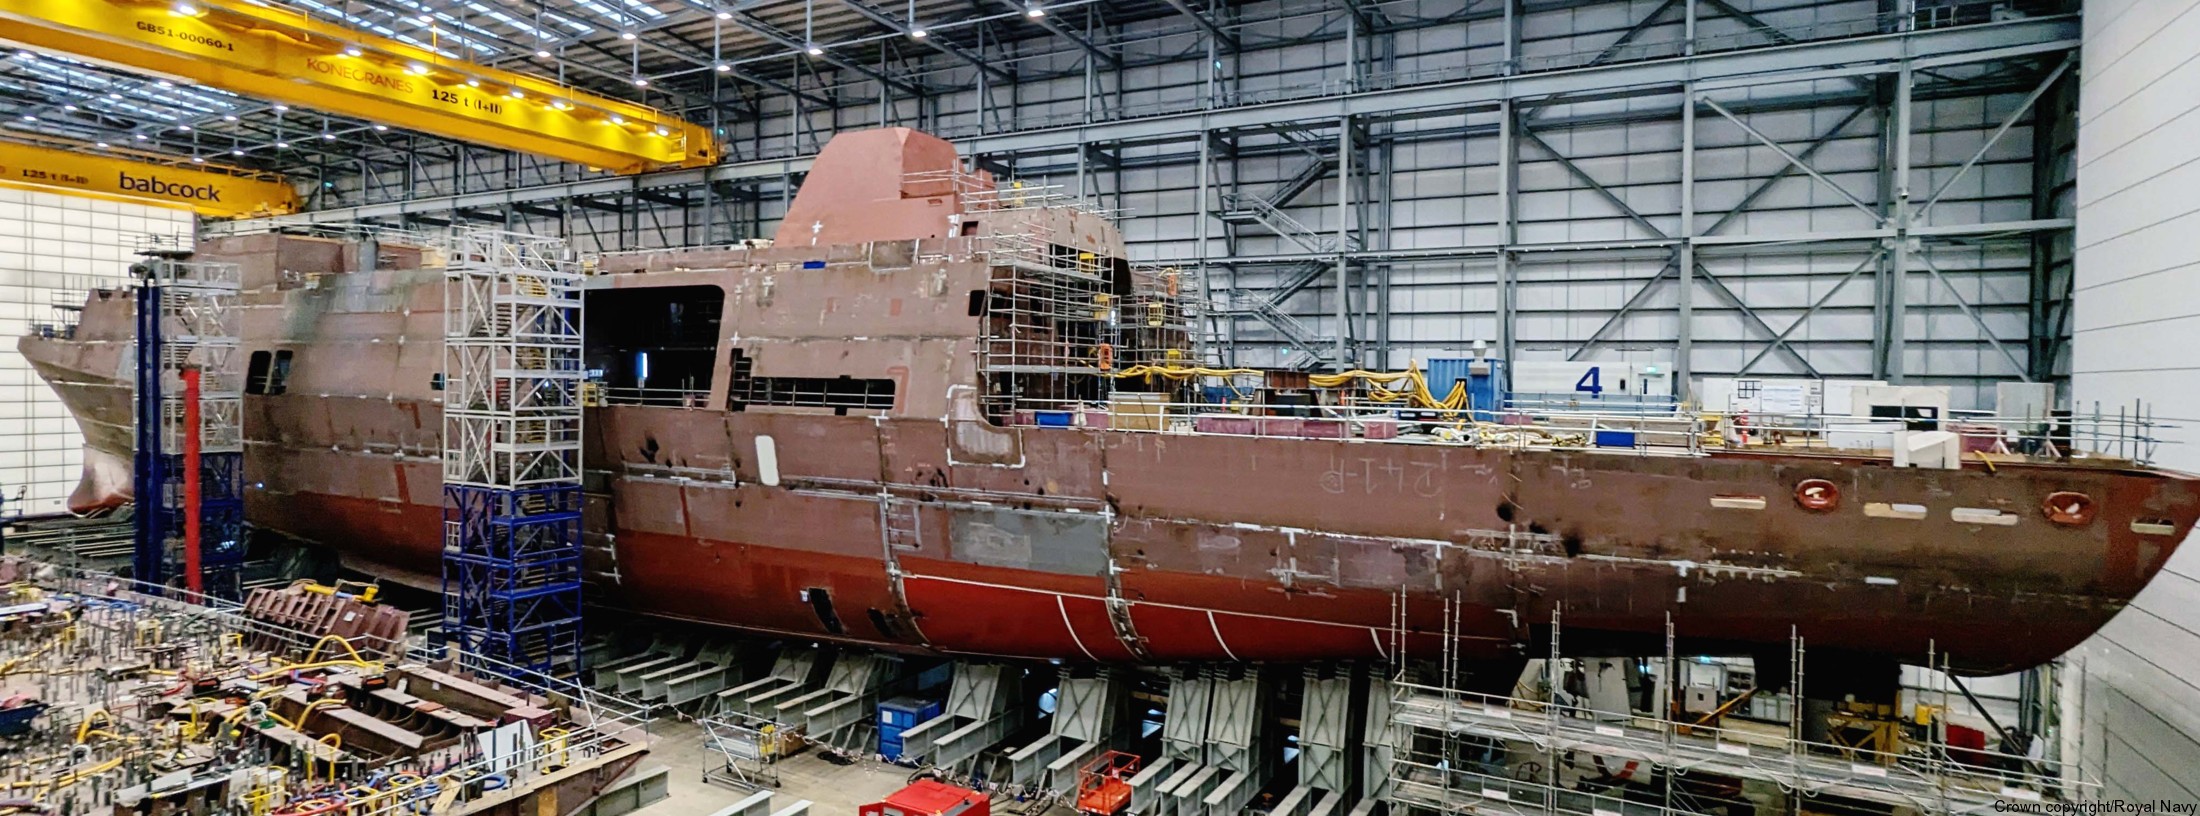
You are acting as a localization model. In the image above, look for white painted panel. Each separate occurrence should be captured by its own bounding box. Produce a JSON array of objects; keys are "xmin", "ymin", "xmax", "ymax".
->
[{"xmin": 2072, "ymin": 0, "xmax": 2200, "ymax": 803}]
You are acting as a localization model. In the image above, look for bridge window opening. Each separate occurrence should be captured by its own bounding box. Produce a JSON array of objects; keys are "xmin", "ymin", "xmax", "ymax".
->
[
  {"xmin": 583, "ymin": 285, "xmax": 723, "ymax": 406},
  {"xmin": 245, "ymin": 350, "xmax": 292, "ymax": 395},
  {"xmin": 725, "ymin": 349, "xmax": 897, "ymax": 415}
]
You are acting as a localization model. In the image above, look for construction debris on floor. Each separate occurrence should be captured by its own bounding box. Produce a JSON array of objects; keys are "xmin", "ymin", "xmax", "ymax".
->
[{"xmin": 0, "ymin": 558, "xmax": 650, "ymax": 816}]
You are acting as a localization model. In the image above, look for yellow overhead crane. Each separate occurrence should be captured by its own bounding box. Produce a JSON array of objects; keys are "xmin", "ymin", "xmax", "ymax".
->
[
  {"xmin": 0, "ymin": 138, "xmax": 300, "ymax": 216},
  {"xmin": 0, "ymin": 0, "xmax": 717, "ymax": 174}
]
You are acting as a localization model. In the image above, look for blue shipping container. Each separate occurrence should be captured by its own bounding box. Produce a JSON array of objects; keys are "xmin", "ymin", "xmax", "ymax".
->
[
  {"xmin": 1424, "ymin": 358, "xmax": 1474, "ymax": 404},
  {"xmin": 878, "ymin": 697, "xmax": 943, "ymax": 760}
]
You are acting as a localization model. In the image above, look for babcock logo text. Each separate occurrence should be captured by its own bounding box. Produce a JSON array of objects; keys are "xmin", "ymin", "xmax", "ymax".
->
[{"xmin": 118, "ymin": 171, "xmax": 222, "ymax": 203}]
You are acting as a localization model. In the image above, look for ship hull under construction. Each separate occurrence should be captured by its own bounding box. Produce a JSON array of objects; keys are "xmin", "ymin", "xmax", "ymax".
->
[{"xmin": 22, "ymin": 129, "xmax": 2200, "ymax": 675}]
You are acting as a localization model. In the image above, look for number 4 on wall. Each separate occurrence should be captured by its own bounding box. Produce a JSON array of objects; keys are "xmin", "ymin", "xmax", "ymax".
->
[{"xmin": 1575, "ymin": 366, "xmax": 1603, "ymax": 395}]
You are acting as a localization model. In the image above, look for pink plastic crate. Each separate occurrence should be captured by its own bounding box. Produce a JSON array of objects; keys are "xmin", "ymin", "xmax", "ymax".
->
[
  {"xmin": 1300, "ymin": 419, "xmax": 1347, "ymax": 438},
  {"xmin": 1358, "ymin": 419, "xmax": 1400, "ymax": 439},
  {"xmin": 1195, "ymin": 414, "xmax": 1258, "ymax": 435}
]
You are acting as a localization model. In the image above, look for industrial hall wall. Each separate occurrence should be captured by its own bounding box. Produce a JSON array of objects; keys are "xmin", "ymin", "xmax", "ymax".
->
[
  {"xmin": 2066, "ymin": 0, "xmax": 2200, "ymax": 802},
  {"xmin": 0, "ymin": 188, "xmax": 192, "ymax": 516}
]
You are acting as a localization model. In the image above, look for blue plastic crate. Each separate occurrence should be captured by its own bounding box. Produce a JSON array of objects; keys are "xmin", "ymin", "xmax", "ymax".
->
[{"xmin": 1594, "ymin": 430, "xmax": 1637, "ymax": 448}]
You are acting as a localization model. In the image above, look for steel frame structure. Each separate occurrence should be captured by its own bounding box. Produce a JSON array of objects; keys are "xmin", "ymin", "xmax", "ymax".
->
[
  {"xmin": 440, "ymin": 228, "xmax": 587, "ymax": 676},
  {"xmin": 201, "ymin": 0, "xmax": 2077, "ymax": 406},
  {"xmin": 130, "ymin": 236, "xmax": 246, "ymax": 596}
]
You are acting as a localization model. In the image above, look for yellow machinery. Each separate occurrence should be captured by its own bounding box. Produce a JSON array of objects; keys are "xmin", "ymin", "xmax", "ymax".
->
[
  {"xmin": 0, "ymin": 0, "xmax": 715, "ymax": 174},
  {"xmin": 0, "ymin": 139, "xmax": 299, "ymax": 216}
]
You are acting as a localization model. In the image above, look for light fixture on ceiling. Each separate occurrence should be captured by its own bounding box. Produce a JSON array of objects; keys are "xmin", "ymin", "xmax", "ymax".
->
[
  {"xmin": 156, "ymin": 80, "xmax": 174, "ymax": 88},
  {"xmin": 62, "ymin": 104, "xmax": 77, "ymax": 112},
  {"xmin": 909, "ymin": 27, "xmax": 926, "ymax": 38},
  {"xmin": 321, "ymin": 132, "xmax": 335, "ymax": 140},
  {"xmin": 535, "ymin": 49, "xmax": 552, "ymax": 58},
  {"xmin": 632, "ymin": 76, "xmax": 648, "ymax": 87},
  {"xmin": 232, "ymin": 148, "xmax": 243, "ymax": 155},
  {"xmin": 1025, "ymin": 2, "xmax": 1044, "ymax": 17},
  {"xmin": 134, "ymin": 134, "xmax": 148, "ymax": 140},
  {"xmin": 620, "ymin": 31, "xmax": 636, "ymax": 40},
  {"xmin": 177, "ymin": 124, "xmax": 191, "ymax": 131},
  {"xmin": 273, "ymin": 104, "xmax": 288, "ymax": 112},
  {"xmin": 274, "ymin": 140, "xmax": 288, "ymax": 148},
  {"xmin": 18, "ymin": 115, "xmax": 34, "ymax": 122},
  {"xmin": 108, "ymin": 93, "xmax": 122, "ymax": 100},
  {"xmin": 715, "ymin": 63, "xmax": 731, "ymax": 72},
  {"xmin": 222, "ymin": 114, "xmax": 237, "ymax": 121},
  {"xmin": 716, "ymin": 10, "xmax": 731, "ymax": 20},
  {"xmin": 805, "ymin": 42, "xmax": 823, "ymax": 56},
  {"xmin": 191, "ymin": 156, "xmax": 204, "ymax": 163},
  {"xmin": 95, "ymin": 141, "xmax": 109, "ymax": 148},
  {"xmin": 373, "ymin": 124, "xmax": 388, "ymax": 131}
]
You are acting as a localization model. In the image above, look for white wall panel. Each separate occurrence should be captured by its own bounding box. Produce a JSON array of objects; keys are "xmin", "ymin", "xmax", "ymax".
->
[
  {"xmin": 2069, "ymin": 0, "xmax": 2200, "ymax": 803},
  {"xmin": 0, "ymin": 189, "xmax": 192, "ymax": 517}
]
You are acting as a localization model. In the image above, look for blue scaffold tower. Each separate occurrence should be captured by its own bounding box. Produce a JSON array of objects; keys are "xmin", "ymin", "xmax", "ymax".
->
[
  {"xmin": 131, "ymin": 235, "xmax": 246, "ymax": 597},
  {"xmin": 441, "ymin": 229, "xmax": 586, "ymax": 676}
]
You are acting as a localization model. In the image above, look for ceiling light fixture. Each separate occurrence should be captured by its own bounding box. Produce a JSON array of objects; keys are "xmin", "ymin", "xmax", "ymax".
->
[
  {"xmin": 321, "ymin": 132, "xmax": 335, "ymax": 140},
  {"xmin": 274, "ymin": 140, "xmax": 288, "ymax": 147},
  {"xmin": 632, "ymin": 76, "xmax": 648, "ymax": 87},
  {"xmin": 273, "ymin": 104, "xmax": 288, "ymax": 112},
  {"xmin": 1025, "ymin": 2, "xmax": 1045, "ymax": 17},
  {"xmin": 95, "ymin": 142, "xmax": 109, "ymax": 148},
  {"xmin": 177, "ymin": 125, "xmax": 190, "ymax": 131},
  {"xmin": 62, "ymin": 104, "xmax": 77, "ymax": 111},
  {"xmin": 716, "ymin": 11, "xmax": 731, "ymax": 20},
  {"xmin": 18, "ymin": 115, "xmax": 34, "ymax": 122},
  {"xmin": 909, "ymin": 27, "xmax": 926, "ymax": 38},
  {"xmin": 619, "ymin": 31, "xmax": 636, "ymax": 40},
  {"xmin": 231, "ymin": 149, "xmax": 243, "ymax": 155},
  {"xmin": 805, "ymin": 42, "xmax": 823, "ymax": 56},
  {"xmin": 222, "ymin": 114, "xmax": 237, "ymax": 121},
  {"xmin": 715, "ymin": 63, "xmax": 731, "ymax": 72},
  {"xmin": 535, "ymin": 49, "xmax": 551, "ymax": 58},
  {"xmin": 191, "ymin": 156, "xmax": 205, "ymax": 163},
  {"xmin": 373, "ymin": 124, "xmax": 388, "ymax": 131},
  {"xmin": 134, "ymin": 134, "xmax": 148, "ymax": 140}
]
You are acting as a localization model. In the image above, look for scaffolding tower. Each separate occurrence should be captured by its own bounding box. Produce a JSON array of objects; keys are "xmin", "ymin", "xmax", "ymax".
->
[
  {"xmin": 440, "ymin": 229, "xmax": 586, "ymax": 676},
  {"xmin": 130, "ymin": 234, "xmax": 245, "ymax": 597}
]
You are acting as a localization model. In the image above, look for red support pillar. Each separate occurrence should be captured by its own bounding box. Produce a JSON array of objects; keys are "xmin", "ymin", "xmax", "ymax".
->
[{"xmin": 182, "ymin": 367, "xmax": 203, "ymax": 595}]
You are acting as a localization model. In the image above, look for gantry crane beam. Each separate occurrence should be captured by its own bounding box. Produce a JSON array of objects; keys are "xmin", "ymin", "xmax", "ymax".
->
[
  {"xmin": 0, "ymin": 0, "xmax": 717, "ymax": 174},
  {"xmin": 0, "ymin": 139, "xmax": 298, "ymax": 216}
]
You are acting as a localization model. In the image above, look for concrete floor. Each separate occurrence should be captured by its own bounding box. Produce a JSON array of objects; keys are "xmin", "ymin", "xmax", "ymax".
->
[{"xmin": 629, "ymin": 717, "xmax": 924, "ymax": 816}]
